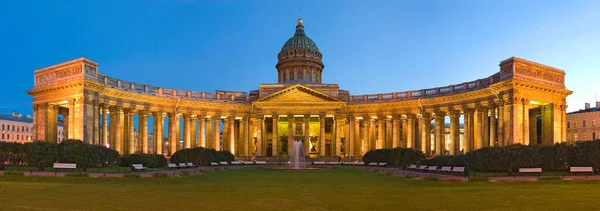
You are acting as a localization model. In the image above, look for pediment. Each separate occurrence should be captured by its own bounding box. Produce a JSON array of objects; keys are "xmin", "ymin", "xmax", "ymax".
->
[{"xmin": 257, "ymin": 84, "xmax": 342, "ymax": 103}]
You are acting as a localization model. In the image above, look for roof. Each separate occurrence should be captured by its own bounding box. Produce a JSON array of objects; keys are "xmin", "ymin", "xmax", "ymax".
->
[
  {"xmin": 281, "ymin": 19, "xmax": 319, "ymax": 52},
  {"xmin": 0, "ymin": 113, "xmax": 33, "ymax": 123},
  {"xmin": 568, "ymin": 107, "xmax": 600, "ymax": 115}
]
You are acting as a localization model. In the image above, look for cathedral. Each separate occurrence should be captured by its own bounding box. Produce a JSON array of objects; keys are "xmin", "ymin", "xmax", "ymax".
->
[{"xmin": 28, "ymin": 19, "xmax": 572, "ymax": 159}]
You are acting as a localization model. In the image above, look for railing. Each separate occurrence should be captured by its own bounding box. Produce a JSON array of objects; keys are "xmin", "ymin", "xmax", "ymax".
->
[
  {"xmin": 92, "ymin": 72, "xmax": 250, "ymax": 103},
  {"xmin": 349, "ymin": 73, "xmax": 500, "ymax": 103}
]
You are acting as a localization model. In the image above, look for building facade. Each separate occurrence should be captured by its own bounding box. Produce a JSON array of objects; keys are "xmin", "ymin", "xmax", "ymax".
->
[
  {"xmin": 0, "ymin": 112, "xmax": 64, "ymax": 143},
  {"xmin": 27, "ymin": 19, "xmax": 572, "ymax": 158},
  {"xmin": 566, "ymin": 102, "xmax": 600, "ymax": 143}
]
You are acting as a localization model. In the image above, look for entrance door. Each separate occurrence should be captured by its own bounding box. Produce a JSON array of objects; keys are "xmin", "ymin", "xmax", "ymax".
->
[
  {"xmin": 325, "ymin": 144, "xmax": 331, "ymax": 157},
  {"xmin": 266, "ymin": 144, "xmax": 273, "ymax": 157}
]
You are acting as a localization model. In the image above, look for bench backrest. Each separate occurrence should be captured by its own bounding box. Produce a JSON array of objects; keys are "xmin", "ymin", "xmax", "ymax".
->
[
  {"xmin": 210, "ymin": 162, "xmax": 219, "ymax": 166},
  {"xmin": 328, "ymin": 162, "xmax": 339, "ymax": 165},
  {"xmin": 179, "ymin": 163, "xmax": 187, "ymax": 167},
  {"xmin": 314, "ymin": 161, "xmax": 326, "ymax": 165},
  {"xmin": 519, "ymin": 168, "xmax": 542, "ymax": 173},
  {"xmin": 440, "ymin": 166, "xmax": 452, "ymax": 171},
  {"xmin": 186, "ymin": 163, "xmax": 194, "ymax": 166},
  {"xmin": 219, "ymin": 161, "xmax": 229, "ymax": 165},
  {"xmin": 378, "ymin": 163, "xmax": 387, "ymax": 166},
  {"xmin": 356, "ymin": 162, "xmax": 365, "ymax": 165},
  {"xmin": 231, "ymin": 161, "xmax": 241, "ymax": 165},
  {"xmin": 367, "ymin": 163, "xmax": 378, "ymax": 166},
  {"xmin": 408, "ymin": 165, "xmax": 417, "ymax": 169},
  {"xmin": 132, "ymin": 164, "xmax": 145, "ymax": 168},
  {"xmin": 570, "ymin": 167, "xmax": 593, "ymax": 172},
  {"xmin": 342, "ymin": 162, "xmax": 355, "ymax": 165},
  {"xmin": 168, "ymin": 163, "xmax": 178, "ymax": 167},
  {"xmin": 53, "ymin": 163, "xmax": 77, "ymax": 169},
  {"xmin": 419, "ymin": 166, "xmax": 428, "ymax": 170},
  {"xmin": 243, "ymin": 161, "xmax": 254, "ymax": 165},
  {"xmin": 255, "ymin": 161, "xmax": 267, "ymax": 164},
  {"xmin": 427, "ymin": 166, "xmax": 437, "ymax": 171},
  {"xmin": 452, "ymin": 167, "xmax": 465, "ymax": 172}
]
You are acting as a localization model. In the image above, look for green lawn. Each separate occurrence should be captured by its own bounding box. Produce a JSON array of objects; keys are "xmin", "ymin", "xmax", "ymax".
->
[{"xmin": 1, "ymin": 168, "xmax": 599, "ymax": 211}]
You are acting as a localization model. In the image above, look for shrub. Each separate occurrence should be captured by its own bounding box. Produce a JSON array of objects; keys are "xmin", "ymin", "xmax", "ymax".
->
[
  {"xmin": 64, "ymin": 173, "xmax": 89, "ymax": 178},
  {"xmin": 468, "ymin": 177, "xmax": 490, "ymax": 182},
  {"xmin": 120, "ymin": 154, "xmax": 167, "ymax": 168},
  {"xmin": 123, "ymin": 174, "xmax": 142, "ymax": 178},
  {"xmin": 170, "ymin": 147, "xmax": 234, "ymax": 164},
  {"xmin": 24, "ymin": 141, "xmax": 59, "ymax": 171},
  {"xmin": 3, "ymin": 171, "xmax": 25, "ymax": 176},
  {"xmin": 152, "ymin": 173, "xmax": 168, "ymax": 178},
  {"xmin": 363, "ymin": 147, "xmax": 425, "ymax": 167},
  {"xmin": 538, "ymin": 176, "xmax": 563, "ymax": 181},
  {"xmin": 423, "ymin": 176, "xmax": 440, "ymax": 181}
]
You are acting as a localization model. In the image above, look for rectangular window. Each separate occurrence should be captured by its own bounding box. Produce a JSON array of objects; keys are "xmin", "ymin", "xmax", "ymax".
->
[
  {"xmin": 594, "ymin": 132, "xmax": 597, "ymax": 140},
  {"xmin": 12, "ymin": 125, "xmax": 14, "ymax": 131},
  {"xmin": 1, "ymin": 134, "xmax": 3, "ymax": 139},
  {"xmin": 17, "ymin": 135, "xmax": 19, "ymax": 140},
  {"xmin": 583, "ymin": 120, "xmax": 587, "ymax": 127},
  {"xmin": 574, "ymin": 123, "xmax": 577, "ymax": 128},
  {"xmin": 568, "ymin": 122, "xmax": 570, "ymax": 128},
  {"xmin": 266, "ymin": 124, "xmax": 273, "ymax": 133},
  {"xmin": 593, "ymin": 120, "xmax": 596, "ymax": 127}
]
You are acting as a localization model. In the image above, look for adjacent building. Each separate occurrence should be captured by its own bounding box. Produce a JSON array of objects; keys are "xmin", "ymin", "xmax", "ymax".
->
[
  {"xmin": 567, "ymin": 102, "xmax": 600, "ymax": 142},
  {"xmin": 27, "ymin": 19, "xmax": 572, "ymax": 158},
  {"xmin": 0, "ymin": 112, "xmax": 63, "ymax": 143}
]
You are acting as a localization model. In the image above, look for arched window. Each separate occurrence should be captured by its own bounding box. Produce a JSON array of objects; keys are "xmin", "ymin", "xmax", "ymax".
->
[
  {"xmin": 297, "ymin": 71, "xmax": 302, "ymax": 80},
  {"xmin": 290, "ymin": 71, "xmax": 294, "ymax": 80},
  {"xmin": 313, "ymin": 72, "xmax": 317, "ymax": 82}
]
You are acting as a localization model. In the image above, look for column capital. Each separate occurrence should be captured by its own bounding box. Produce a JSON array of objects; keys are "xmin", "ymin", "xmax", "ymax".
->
[
  {"xmin": 287, "ymin": 113, "xmax": 294, "ymax": 118},
  {"xmin": 319, "ymin": 112, "xmax": 326, "ymax": 118},
  {"xmin": 227, "ymin": 115, "xmax": 236, "ymax": 121},
  {"xmin": 138, "ymin": 109, "xmax": 151, "ymax": 116},
  {"xmin": 419, "ymin": 112, "xmax": 431, "ymax": 120},
  {"xmin": 109, "ymin": 105, "xmax": 123, "ymax": 112},
  {"xmin": 448, "ymin": 110, "xmax": 461, "ymax": 117},
  {"xmin": 461, "ymin": 106, "xmax": 474, "ymax": 113},
  {"xmin": 183, "ymin": 114, "xmax": 193, "ymax": 119},
  {"xmin": 433, "ymin": 109, "xmax": 446, "ymax": 117},
  {"xmin": 405, "ymin": 113, "xmax": 416, "ymax": 119},
  {"xmin": 304, "ymin": 113, "xmax": 311, "ymax": 120},
  {"xmin": 475, "ymin": 104, "xmax": 488, "ymax": 112}
]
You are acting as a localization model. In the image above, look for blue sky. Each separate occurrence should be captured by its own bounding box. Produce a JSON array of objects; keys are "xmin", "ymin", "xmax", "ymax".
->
[{"xmin": 1, "ymin": 0, "xmax": 599, "ymax": 115}]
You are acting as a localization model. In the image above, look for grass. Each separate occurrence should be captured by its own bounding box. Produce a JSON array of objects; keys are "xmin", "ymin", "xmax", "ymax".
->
[{"xmin": 1, "ymin": 168, "xmax": 600, "ymax": 211}]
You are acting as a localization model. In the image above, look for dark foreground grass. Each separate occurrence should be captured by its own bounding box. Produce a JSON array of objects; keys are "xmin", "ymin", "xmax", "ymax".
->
[{"xmin": 1, "ymin": 168, "xmax": 599, "ymax": 211}]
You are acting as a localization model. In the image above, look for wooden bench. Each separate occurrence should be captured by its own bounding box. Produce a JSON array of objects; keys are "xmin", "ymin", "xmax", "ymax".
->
[
  {"xmin": 242, "ymin": 161, "xmax": 254, "ymax": 165},
  {"xmin": 407, "ymin": 164, "xmax": 417, "ymax": 169},
  {"xmin": 452, "ymin": 167, "xmax": 465, "ymax": 174},
  {"xmin": 342, "ymin": 162, "xmax": 355, "ymax": 165},
  {"xmin": 440, "ymin": 166, "xmax": 452, "ymax": 172},
  {"xmin": 210, "ymin": 162, "xmax": 219, "ymax": 166},
  {"xmin": 427, "ymin": 166, "xmax": 438, "ymax": 171},
  {"xmin": 168, "ymin": 163, "xmax": 179, "ymax": 168},
  {"xmin": 219, "ymin": 161, "xmax": 230, "ymax": 165},
  {"xmin": 179, "ymin": 163, "xmax": 189, "ymax": 168},
  {"xmin": 418, "ymin": 165, "xmax": 428, "ymax": 170},
  {"xmin": 313, "ymin": 161, "xmax": 326, "ymax": 165},
  {"xmin": 519, "ymin": 168, "xmax": 542, "ymax": 176},
  {"xmin": 328, "ymin": 162, "xmax": 339, "ymax": 165},
  {"xmin": 53, "ymin": 163, "xmax": 76, "ymax": 172},
  {"xmin": 131, "ymin": 164, "xmax": 147, "ymax": 171},
  {"xmin": 255, "ymin": 161, "xmax": 267, "ymax": 165},
  {"xmin": 570, "ymin": 167, "xmax": 594, "ymax": 174},
  {"xmin": 231, "ymin": 161, "xmax": 242, "ymax": 165},
  {"xmin": 355, "ymin": 161, "xmax": 365, "ymax": 166},
  {"xmin": 186, "ymin": 163, "xmax": 196, "ymax": 167},
  {"xmin": 377, "ymin": 163, "xmax": 387, "ymax": 166},
  {"xmin": 367, "ymin": 163, "xmax": 378, "ymax": 166}
]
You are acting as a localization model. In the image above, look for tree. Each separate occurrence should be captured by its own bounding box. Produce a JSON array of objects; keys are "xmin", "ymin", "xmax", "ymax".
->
[{"xmin": 24, "ymin": 141, "xmax": 58, "ymax": 171}]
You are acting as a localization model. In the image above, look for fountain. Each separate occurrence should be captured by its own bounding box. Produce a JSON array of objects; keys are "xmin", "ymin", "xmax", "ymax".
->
[{"xmin": 289, "ymin": 140, "xmax": 306, "ymax": 169}]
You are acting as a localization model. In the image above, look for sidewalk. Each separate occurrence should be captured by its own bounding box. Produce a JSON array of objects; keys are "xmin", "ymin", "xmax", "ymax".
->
[{"xmin": 0, "ymin": 166, "xmax": 245, "ymax": 178}]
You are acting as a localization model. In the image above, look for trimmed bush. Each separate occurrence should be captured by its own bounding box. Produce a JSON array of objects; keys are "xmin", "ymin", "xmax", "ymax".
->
[
  {"xmin": 363, "ymin": 147, "xmax": 425, "ymax": 167},
  {"xmin": 170, "ymin": 147, "xmax": 234, "ymax": 165},
  {"xmin": 120, "ymin": 154, "xmax": 167, "ymax": 168}
]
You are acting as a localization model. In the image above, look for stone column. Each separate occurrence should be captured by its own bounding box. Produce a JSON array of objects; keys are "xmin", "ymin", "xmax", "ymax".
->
[
  {"xmin": 348, "ymin": 116, "xmax": 354, "ymax": 157},
  {"xmin": 406, "ymin": 114, "xmax": 415, "ymax": 149},
  {"xmin": 111, "ymin": 106, "xmax": 123, "ymax": 154},
  {"xmin": 473, "ymin": 106, "xmax": 485, "ymax": 150},
  {"xmin": 198, "ymin": 115, "xmax": 206, "ymax": 147},
  {"xmin": 214, "ymin": 115, "xmax": 221, "ymax": 150},
  {"xmin": 361, "ymin": 116, "xmax": 370, "ymax": 154},
  {"xmin": 449, "ymin": 110, "xmax": 460, "ymax": 155},
  {"xmin": 434, "ymin": 111, "xmax": 446, "ymax": 155},
  {"xmin": 369, "ymin": 118, "xmax": 376, "ymax": 150},
  {"xmin": 497, "ymin": 102, "xmax": 505, "ymax": 146},
  {"xmin": 126, "ymin": 111, "xmax": 135, "ymax": 154},
  {"xmin": 168, "ymin": 113, "xmax": 177, "ymax": 155},
  {"xmin": 153, "ymin": 112, "xmax": 164, "ymax": 155},
  {"xmin": 191, "ymin": 116, "xmax": 197, "ymax": 148},
  {"xmin": 386, "ymin": 118, "xmax": 392, "ymax": 149},
  {"xmin": 228, "ymin": 116, "xmax": 236, "ymax": 154},
  {"xmin": 101, "ymin": 105, "xmax": 108, "ymax": 147},
  {"xmin": 419, "ymin": 112, "xmax": 432, "ymax": 155},
  {"xmin": 304, "ymin": 114, "xmax": 311, "ymax": 156},
  {"xmin": 335, "ymin": 115, "xmax": 342, "ymax": 156},
  {"xmin": 183, "ymin": 114, "xmax": 192, "ymax": 149},
  {"xmin": 206, "ymin": 117, "xmax": 213, "ymax": 149},
  {"xmin": 319, "ymin": 113, "xmax": 326, "ymax": 156},
  {"xmin": 93, "ymin": 101, "xmax": 100, "ymax": 145},
  {"xmin": 506, "ymin": 98, "xmax": 523, "ymax": 145},
  {"xmin": 272, "ymin": 113, "xmax": 278, "ymax": 156},
  {"xmin": 376, "ymin": 115, "xmax": 385, "ymax": 149},
  {"xmin": 522, "ymin": 99, "xmax": 530, "ymax": 145},
  {"xmin": 489, "ymin": 105, "xmax": 497, "ymax": 147},
  {"xmin": 138, "ymin": 110, "xmax": 149, "ymax": 153},
  {"xmin": 462, "ymin": 107, "xmax": 473, "ymax": 153},
  {"xmin": 255, "ymin": 114, "xmax": 263, "ymax": 156},
  {"xmin": 392, "ymin": 115, "xmax": 400, "ymax": 148},
  {"xmin": 353, "ymin": 116, "xmax": 360, "ymax": 156}
]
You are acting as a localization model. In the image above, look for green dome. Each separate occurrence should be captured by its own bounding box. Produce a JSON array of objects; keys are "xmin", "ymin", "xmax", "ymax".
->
[{"xmin": 281, "ymin": 19, "xmax": 319, "ymax": 52}]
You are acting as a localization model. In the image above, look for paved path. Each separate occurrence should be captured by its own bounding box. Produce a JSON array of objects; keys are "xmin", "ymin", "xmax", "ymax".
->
[{"xmin": 0, "ymin": 166, "xmax": 244, "ymax": 178}]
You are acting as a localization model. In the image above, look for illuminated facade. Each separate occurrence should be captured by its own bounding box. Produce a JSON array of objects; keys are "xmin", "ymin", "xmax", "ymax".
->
[
  {"xmin": 27, "ymin": 19, "xmax": 572, "ymax": 158},
  {"xmin": 0, "ymin": 112, "xmax": 63, "ymax": 143},
  {"xmin": 566, "ymin": 102, "xmax": 600, "ymax": 143}
]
